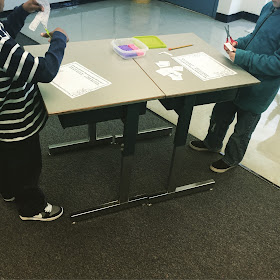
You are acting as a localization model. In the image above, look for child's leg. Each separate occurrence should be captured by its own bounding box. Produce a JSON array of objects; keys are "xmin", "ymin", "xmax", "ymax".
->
[
  {"xmin": 223, "ymin": 109, "xmax": 261, "ymax": 166},
  {"xmin": 2, "ymin": 134, "xmax": 47, "ymax": 216},
  {"xmin": 203, "ymin": 101, "xmax": 237, "ymax": 151},
  {"xmin": 0, "ymin": 150, "xmax": 11, "ymax": 198}
]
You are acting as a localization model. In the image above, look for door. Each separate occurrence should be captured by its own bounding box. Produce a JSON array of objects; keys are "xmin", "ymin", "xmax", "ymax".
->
[{"xmin": 163, "ymin": 0, "xmax": 220, "ymax": 18}]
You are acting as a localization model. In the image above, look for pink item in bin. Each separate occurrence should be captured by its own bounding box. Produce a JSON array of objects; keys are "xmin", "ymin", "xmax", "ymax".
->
[{"xmin": 128, "ymin": 44, "xmax": 144, "ymax": 56}]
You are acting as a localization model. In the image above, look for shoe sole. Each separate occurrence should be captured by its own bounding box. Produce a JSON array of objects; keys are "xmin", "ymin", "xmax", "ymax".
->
[
  {"xmin": 189, "ymin": 142, "xmax": 221, "ymax": 153},
  {"xmin": 3, "ymin": 197, "xmax": 15, "ymax": 202},
  {"xmin": 19, "ymin": 208, "xmax": 63, "ymax": 222},
  {"xmin": 210, "ymin": 165, "xmax": 235, "ymax": 173}
]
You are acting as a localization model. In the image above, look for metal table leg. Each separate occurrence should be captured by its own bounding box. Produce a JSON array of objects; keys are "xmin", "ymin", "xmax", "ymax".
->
[
  {"xmin": 166, "ymin": 95, "xmax": 215, "ymax": 194},
  {"xmin": 70, "ymin": 103, "xmax": 147, "ymax": 221}
]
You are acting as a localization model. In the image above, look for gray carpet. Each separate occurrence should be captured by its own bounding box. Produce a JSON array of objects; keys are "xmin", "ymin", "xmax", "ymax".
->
[{"xmin": 0, "ymin": 32, "xmax": 279, "ymax": 280}]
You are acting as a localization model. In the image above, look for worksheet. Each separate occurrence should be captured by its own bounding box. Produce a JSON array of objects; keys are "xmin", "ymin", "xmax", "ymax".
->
[
  {"xmin": 51, "ymin": 62, "xmax": 112, "ymax": 98},
  {"xmin": 172, "ymin": 52, "xmax": 236, "ymax": 81}
]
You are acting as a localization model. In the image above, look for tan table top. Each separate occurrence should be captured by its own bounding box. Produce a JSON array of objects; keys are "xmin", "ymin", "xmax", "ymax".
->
[
  {"xmin": 25, "ymin": 34, "xmax": 260, "ymax": 115},
  {"xmin": 134, "ymin": 33, "xmax": 260, "ymax": 98}
]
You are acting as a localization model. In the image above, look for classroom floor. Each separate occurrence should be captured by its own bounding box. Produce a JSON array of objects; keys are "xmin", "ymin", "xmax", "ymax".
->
[{"xmin": 20, "ymin": 0, "xmax": 280, "ymax": 186}]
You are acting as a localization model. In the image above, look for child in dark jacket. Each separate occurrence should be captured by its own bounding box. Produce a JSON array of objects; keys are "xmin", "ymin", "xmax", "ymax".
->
[
  {"xmin": 0, "ymin": 0, "xmax": 68, "ymax": 221},
  {"xmin": 189, "ymin": 0, "xmax": 280, "ymax": 173}
]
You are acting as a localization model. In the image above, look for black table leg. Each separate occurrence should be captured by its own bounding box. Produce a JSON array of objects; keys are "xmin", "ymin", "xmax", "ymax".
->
[
  {"xmin": 119, "ymin": 103, "xmax": 141, "ymax": 203},
  {"xmin": 70, "ymin": 103, "xmax": 148, "ymax": 221},
  {"xmin": 165, "ymin": 95, "xmax": 215, "ymax": 195}
]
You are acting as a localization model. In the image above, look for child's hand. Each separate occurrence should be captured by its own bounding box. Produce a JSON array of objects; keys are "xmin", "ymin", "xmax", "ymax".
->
[
  {"xmin": 228, "ymin": 51, "xmax": 236, "ymax": 62},
  {"xmin": 23, "ymin": 0, "xmax": 44, "ymax": 13},
  {"xmin": 41, "ymin": 28, "xmax": 69, "ymax": 43},
  {"xmin": 224, "ymin": 44, "xmax": 236, "ymax": 62},
  {"xmin": 224, "ymin": 45, "xmax": 236, "ymax": 62}
]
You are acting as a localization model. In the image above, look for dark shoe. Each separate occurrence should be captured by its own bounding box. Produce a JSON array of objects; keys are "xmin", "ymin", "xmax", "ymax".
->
[
  {"xmin": 19, "ymin": 203, "xmax": 63, "ymax": 222},
  {"xmin": 189, "ymin": 140, "xmax": 209, "ymax": 151},
  {"xmin": 189, "ymin": 140, "xmax": 221, "ymax": 152},
  {"xmin": 3, "ymin": 196, "xmax": 15, "ymax": 202},
  {"xmin": 210, "ymin": 159, "xmax": 235, "ymax": 173}
]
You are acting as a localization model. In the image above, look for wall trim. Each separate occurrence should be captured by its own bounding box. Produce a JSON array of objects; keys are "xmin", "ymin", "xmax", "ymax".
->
[
  {"xmin": 215, "ymin": 11, "xmax": 259, "ymax": 23},
  {"xmin": 50, "ymin": 0, "xmax": 104, "ymax": 9}
]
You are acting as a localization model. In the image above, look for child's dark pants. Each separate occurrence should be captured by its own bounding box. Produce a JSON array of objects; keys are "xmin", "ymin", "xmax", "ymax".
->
[
  {"xmin": 0, "ymin": 133, "xmax": 46, "ymax": 216},
  {"xmin": 203, "ymin": 101, "xmax": 261, "ymax": 166}
]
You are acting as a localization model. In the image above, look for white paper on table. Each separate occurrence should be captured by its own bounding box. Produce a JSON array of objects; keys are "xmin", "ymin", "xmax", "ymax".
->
[
  {"xmin": 169, "ymin": 73, "xmax": 183, "ymax": 81},
  {"xmin": 171, "ymin": 70, "xmax": 183, "ymax": 77},
  {"xmin": 51, "ymin": 62, "xmax": 112, "ymax": 98},
  {"xmin": 156, "ymin": 67, "xmax": 175, "ymax": 76},
  {"xmin": 156, "ymin": 61, "xmax": 170, "ymax": 67},
  {"xmin": 172, "ymin": 52, "xmax": 237, "ymax": 81},
  {"xmin": 29, "ymin": 0, "xmax": 50, "ymax": 31},
  {"xmin": 172, "ymin": 66, "xmax": 184, "ymax": 71}
]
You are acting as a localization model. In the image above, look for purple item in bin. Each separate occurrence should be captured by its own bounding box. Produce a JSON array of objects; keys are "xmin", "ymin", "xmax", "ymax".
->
[
  {"xmin": 118, "ymin": 44, "xmax": 137, "ymax": 58},
  {"xmin": 119, "ymin": 45, "xmax": 133, "ymax": 51}
]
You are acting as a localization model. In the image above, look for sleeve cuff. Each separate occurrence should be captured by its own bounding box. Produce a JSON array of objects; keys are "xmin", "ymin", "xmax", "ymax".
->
[
  {"xmin": 19, "ymin": 4, "xmax": 30, "ymax": 17},
  {"xmin": 234, "ymin": 49, "xmax": 245, "ymax": 65},
  {"xmin": 52, "ymin": 31, "xmax": 67, "ymax": 43}
]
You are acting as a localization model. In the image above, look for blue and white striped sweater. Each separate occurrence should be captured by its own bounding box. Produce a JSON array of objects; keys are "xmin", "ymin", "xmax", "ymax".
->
[{"xmin": 0, "ymin": 5, "xmax": 67, "ymax": 142}]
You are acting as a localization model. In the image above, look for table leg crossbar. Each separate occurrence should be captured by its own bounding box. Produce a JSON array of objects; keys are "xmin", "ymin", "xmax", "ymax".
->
[
  {"xmin": 70, "ymin": 179, "xmax": 215, "ymax": 222},
  {"xmin": 48, "ymin": 125, "xmax": 173, "ymax": 155}
]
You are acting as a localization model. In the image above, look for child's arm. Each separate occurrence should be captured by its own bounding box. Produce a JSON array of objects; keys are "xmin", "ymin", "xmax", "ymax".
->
[
  {"xmin": 0, "ymin": 31, "xmax": 67, "ymax": 83},
  {"xmin": 1, "ymin": 5, "xmax": 30, "ymax": 39},
  {"xmin": 235, "ymin": 34, "xmax": 254, "ymax": 50},
  {"xmin": 234, "ymin": 48, "xmax": 280, "ymax": 77}
]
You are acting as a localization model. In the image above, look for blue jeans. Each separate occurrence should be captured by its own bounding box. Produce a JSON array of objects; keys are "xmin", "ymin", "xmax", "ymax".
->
[{"xmin": 203, "ymin": 101, "xmax": 261, "ymax": 166}]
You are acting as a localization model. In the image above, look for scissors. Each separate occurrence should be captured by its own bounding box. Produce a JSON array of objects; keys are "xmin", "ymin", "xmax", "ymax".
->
[
  {"xmin": 44, "ymin": 26, "xmax": 52, "ymax": 38},
  {"xmin": 224, "ymin": 25, "xmax": 237, "ymax": 50}
]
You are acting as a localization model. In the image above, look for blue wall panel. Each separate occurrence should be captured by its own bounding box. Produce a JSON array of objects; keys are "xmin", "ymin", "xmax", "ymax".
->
[{"xmin": 162, "ymin": 0, "xmax": 219, "ymax": 18}]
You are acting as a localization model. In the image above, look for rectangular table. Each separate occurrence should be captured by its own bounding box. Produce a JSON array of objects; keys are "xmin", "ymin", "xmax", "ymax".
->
[{"xmin": 26, "ymin": 34, "xmax": 259, "ymax": 221}]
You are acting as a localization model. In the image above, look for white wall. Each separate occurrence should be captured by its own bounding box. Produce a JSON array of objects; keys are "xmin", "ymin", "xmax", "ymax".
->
[
  {"xmin": 217, "ymin": 0, "xmax": 270, "ymax": 15},
  {"xmin": 216, "ymin": 0, "xmax": 242, "ymax": 15},
  {"xmin": 243, "ymin": 0, "xmax": 270, "ymax": 14}
]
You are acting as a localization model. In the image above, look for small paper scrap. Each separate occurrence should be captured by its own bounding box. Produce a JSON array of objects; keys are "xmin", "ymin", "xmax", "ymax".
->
[
  {"xmin": 169, "ymin": 73, "xmax": 183, "ymax": 81},
  {"xmin": 158, "ymin": 51, "xmax": 173, "ymax": 56},
  {"xmin": 156, "ymin": 67, "xmax": 183, "ymax": 81},
  {"xmin": 224, "ymin": 42, "xmax": 234, "ymax": 52},
  {"xmin": 156, "ymin": 61, "xmax": 170, "ymax": 67},
  {"xmin": 156, "ymin": 68, "xmax": 175, "ymax": 76},
  {"xmin": 29, "ymin": 0, "xmax": 50, "ymax": 31}
]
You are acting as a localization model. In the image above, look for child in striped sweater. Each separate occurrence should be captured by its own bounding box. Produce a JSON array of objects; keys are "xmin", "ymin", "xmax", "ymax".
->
[{"xmin": 0, "ymin": 0, "xmax": 68, "ymax": 221}]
